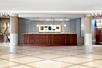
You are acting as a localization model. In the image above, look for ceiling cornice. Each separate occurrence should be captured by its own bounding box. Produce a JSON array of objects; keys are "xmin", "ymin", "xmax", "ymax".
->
[{"xmin": 0, "ymin": 10, "xmax": 102, "ymax": 17}]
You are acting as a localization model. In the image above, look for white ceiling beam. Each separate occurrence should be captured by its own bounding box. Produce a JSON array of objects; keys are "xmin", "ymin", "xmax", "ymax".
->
[
  {"xmin": 0, "ymin": 10, "xmax": 102, "ymax": 14},
  {"xmin": 0, "ymin": 10, "xmax": 102, "ymax": 17}
]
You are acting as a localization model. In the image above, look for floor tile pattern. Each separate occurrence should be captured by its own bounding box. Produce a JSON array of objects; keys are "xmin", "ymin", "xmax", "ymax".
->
[{"xmin": 0, "ymin": 43, "xmax": 102, "ymax": 68}]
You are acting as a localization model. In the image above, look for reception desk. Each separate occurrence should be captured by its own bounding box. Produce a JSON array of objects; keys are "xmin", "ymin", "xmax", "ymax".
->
[{"xmin": 24, "ymin": 34, "xmax": 77, "ymax": 46}]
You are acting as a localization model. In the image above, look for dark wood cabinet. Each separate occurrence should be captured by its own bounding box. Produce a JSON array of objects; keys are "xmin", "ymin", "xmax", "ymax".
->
[
  {"xmin": 96, "ymin": 29, "xmax": 102, "ymax": 44},
  {"xmin": 24, "ymin": 34, "xmax": 77, "ymax": 46}
]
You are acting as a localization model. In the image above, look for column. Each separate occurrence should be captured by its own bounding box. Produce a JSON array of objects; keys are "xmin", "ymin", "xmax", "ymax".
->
[
  {"xmin": 9, "ymin": 14, "xmax": 18, "ymax": 53},
  {"xmin": 84, "ymin": 15, "xmax": 93, "ymax": 52}
]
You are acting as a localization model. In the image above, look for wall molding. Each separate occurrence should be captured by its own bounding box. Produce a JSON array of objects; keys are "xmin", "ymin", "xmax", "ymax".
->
[{"xmin": 0, "ymin": 10, "xmax": 102, "ymax": 17}]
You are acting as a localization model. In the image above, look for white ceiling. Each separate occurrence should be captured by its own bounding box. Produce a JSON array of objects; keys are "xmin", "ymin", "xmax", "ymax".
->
[{"xmin": 0, "ymin": 0, "xmax": 102, "ymax": 11}]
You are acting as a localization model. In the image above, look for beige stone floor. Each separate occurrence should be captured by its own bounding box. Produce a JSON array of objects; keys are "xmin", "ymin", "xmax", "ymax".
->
[{"xmin": 0, "ymin": 43, "xmax": 102, "ymax": 68}]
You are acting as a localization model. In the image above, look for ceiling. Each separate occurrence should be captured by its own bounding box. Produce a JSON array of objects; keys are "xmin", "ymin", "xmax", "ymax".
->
[
  {"xmin": 18, "ymin": 13, "xmax": 84, "ymax": 18},
  {"xmin": 0, "ymin": 0, "xmax": 102, "ymax": 11}
]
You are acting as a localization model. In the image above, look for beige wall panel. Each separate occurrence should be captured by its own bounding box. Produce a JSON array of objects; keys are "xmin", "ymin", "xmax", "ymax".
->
[
  {"xmin": 10, "ymin": 16, "xmax": 18, "ymax": 33},
  {"xmin": 85, "ymin": 16, "xmax": 92, "ymax": 33}
]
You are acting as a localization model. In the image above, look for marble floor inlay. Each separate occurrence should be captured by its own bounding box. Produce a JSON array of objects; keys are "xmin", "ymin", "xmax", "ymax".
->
[{"xmin": 0, "ymin": 43, "xmax": 102, "ymax": 68}]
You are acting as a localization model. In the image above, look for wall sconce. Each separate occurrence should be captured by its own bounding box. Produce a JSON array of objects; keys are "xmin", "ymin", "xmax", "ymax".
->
[
  {"xmin": 64, "ymin": 24, "xmax": 66, "ymax": 27},
  {"xmin": 37, "ymin": 24, "xmax": 39, "ymax": 27}
]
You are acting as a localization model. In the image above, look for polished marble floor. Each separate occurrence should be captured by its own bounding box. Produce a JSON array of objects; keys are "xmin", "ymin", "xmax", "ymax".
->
[{"xmin": 0, "ymin": 43, "xmax": 102, "ymax": 68}]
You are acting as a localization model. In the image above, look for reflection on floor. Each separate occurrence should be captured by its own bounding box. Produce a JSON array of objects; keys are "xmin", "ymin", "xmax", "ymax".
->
[{"xmin": 0, "ymin": 43, "xmax": 102, "ymax": 68}]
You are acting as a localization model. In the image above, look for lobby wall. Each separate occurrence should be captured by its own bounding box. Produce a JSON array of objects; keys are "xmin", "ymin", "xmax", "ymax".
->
[{"xmin": 18, "ymin": 17, "xmax": 81, "ymax": 44}]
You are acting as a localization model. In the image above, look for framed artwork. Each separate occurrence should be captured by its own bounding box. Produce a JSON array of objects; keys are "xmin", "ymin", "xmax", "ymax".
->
[{"xmin": 38, "ymin": 25, "xmax": 61, "ymax": 32}]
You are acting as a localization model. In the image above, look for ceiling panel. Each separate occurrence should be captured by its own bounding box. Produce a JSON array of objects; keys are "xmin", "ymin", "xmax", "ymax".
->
[{"xmin": 0, "ymin": 0, "xmax": 102, "ymax": 11}]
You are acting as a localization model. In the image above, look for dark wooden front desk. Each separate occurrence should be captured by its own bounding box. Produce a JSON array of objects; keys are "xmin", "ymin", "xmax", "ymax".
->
[{"xmin": 24, "ymin": 34, "xmax": 77, "ymax": 46}]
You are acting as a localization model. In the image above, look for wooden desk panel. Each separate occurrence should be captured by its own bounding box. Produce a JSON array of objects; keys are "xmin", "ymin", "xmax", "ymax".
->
[
  {"xmin": 52, "ymin": 34, "xmax": 66, "ymax": 45},
  {"xmin": 70, "ymin": 34, "xmax": 77, "ymax": 45},
  {"xmin": 24, "ymin": 34, "xmax": 77, "ymax": 46}
]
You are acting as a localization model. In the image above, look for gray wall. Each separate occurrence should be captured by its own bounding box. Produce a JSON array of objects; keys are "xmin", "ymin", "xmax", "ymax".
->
[{"xmin": 18, "ymin": 17, "xmax": 81, "ymax": 44}]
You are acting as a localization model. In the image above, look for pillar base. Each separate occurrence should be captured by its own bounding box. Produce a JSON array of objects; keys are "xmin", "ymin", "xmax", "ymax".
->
[
  {"xmin": 9, "ymin": 33, "xmax": 18, "ymax": 53},
  {"xmin": 84, "ymin": 33, "xmax": 93, "ymax": 53},
  {"xmin": 84, "ymin": 33, "xmax": 92, "ymax": 45},
  {"xmin": 10, "ymin": 33, "xmax": 18, "ymax": 45}
]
